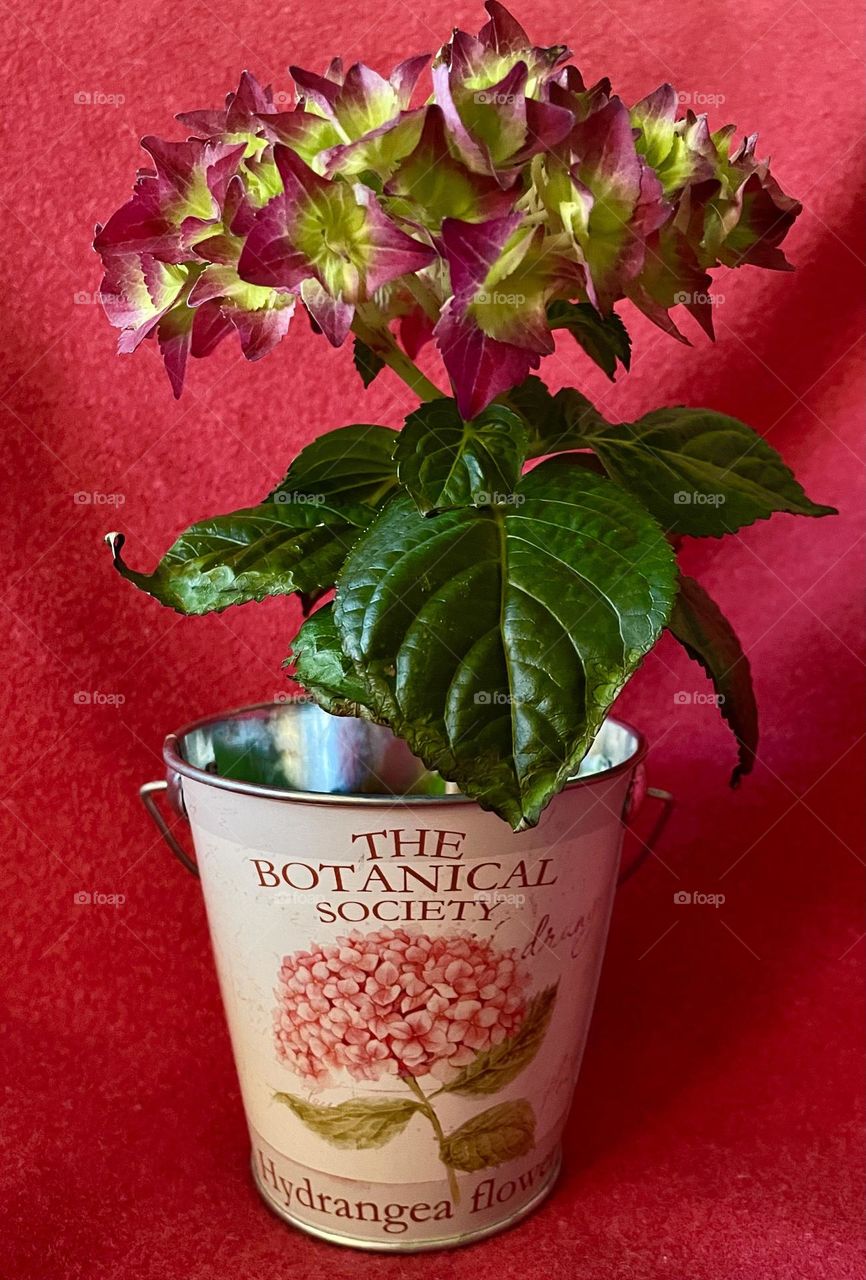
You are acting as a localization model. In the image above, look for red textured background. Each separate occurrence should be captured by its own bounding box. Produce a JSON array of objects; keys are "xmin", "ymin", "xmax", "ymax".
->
[{"xmin": 1, "ymin": 2, "xmax": 864, "ymax": 1277}]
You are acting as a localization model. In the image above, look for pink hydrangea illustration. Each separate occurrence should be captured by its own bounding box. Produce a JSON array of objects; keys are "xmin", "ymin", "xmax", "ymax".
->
[{"xmin": 274, "ymin": 927, "xmax": 528, "ymax": 1083}]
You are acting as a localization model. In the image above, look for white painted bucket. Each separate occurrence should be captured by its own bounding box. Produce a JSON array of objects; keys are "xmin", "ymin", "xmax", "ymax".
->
[{"xmin": 141, "ymin": 700, "xmax": 667, "ymax": 1251}]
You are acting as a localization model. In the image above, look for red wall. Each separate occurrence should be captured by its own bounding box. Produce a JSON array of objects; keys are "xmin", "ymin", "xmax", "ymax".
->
[{"xmin": 2, "ymin": 2, "xmax": 863, "ymax": 1277}]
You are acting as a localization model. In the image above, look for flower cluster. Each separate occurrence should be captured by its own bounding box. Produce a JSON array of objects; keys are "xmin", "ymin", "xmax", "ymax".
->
[
  {"xmin": 273, "ymin": 927, "xmax": 528, "ymax": 1082},
  {"xmin": 95, "ymin": 1, "xmax": 801, "ymax": 414}
]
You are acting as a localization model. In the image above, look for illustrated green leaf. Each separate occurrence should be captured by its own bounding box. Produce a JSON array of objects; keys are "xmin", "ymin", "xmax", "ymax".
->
[
  {"xmin": 273, "ymin": 1092, "xmax": 421, "ymax": 1149},
  {"xmin": 106, "ymin": 497, "xmax": 370, "ymax": 615},
  {"xmin": 288, "ymin": 604, "xmax": 377, "ymax": 719},
  {"xmin": 668, "ymin": 574, "xmax": 759, "ymax": 785},
  {"xmin": 270, "ymin": 423, "xmax": 399, "ymax": 508},
  {"xmin": 439, "ymin": 1099, "xmax": 536, "ymax": 1172},
  {"xmin": 548, "ymin": 300, "xmax": 632, "ymax": 379},
  {"xmin": 334, "ymin": 460, "xmax": 677, "ymax": 828},
  {"xmin": 582, "ymin": 407, "xmax": 837, "ymax": 536},
  {"xmin": 352, "ymin": 336, "xmax": 385, "ymax": 388},
  {"xmin": 504, "ymin": 376, "xmax": 608, "ymax": 457},
  {"xmin": 394, "ymin": 399, "xmax": 529, "ymax": 513},
  {"xmin": 442, "ymin": 983, "xmax": 558, "ymax": 1097}
]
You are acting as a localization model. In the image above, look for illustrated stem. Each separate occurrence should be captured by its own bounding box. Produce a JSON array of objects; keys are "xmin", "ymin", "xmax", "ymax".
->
[
  {"xmin": 351, "ymin": 314, "xmax": 445, "ymax": 403},
  {"xmin": 403, "ymin": 1074, "xmax": 460, "ymax": 1205}
]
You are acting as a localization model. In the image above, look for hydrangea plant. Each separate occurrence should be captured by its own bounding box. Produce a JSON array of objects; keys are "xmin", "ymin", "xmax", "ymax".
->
[{"xmin": 98, "ymin": 2, "xmax": 835, "ymax": 829}]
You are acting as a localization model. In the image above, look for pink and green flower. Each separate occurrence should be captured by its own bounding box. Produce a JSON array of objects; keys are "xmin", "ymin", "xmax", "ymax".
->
[
  {"xmin": 238, "ymin": 145, "xmax": 435, "ymax": 343},
  {"xmin": 94, "ymin": 2, "xmax": 803, "ymax": 410}
]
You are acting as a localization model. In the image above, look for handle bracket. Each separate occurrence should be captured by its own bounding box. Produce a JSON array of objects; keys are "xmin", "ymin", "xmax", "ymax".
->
[
  {"xmin": 617, "ymin": 786, "xmax": 674, "ymax": 887},
  {"xmin": 140, "ymin": 780, "xmax": 199, "ymax": 878}
]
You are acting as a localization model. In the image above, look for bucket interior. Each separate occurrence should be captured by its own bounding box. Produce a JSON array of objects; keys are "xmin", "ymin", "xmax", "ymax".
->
[{"xmin": 175, "ymin": 702, "xmax": 641, "ymax": 799}]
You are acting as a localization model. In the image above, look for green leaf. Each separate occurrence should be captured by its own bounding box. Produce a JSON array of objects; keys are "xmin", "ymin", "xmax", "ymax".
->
[
  {"xmin": 442, "ymin": 984, "xmax": 558, "ymax": 1097},
  {"xmin": 581, "ymin": 407, "xmax": 837, "ymax": 536},
  {"xmin": 270, "ymin": 423, "xmax": 399, "ymax": 508},
  {"xmin": 334, "ymin": 460, "xmax": 677, "ymax": 828},
  {"xmin": 668, "ymin": 574, "xmax": 759, "ymax": 785},
  {"xmin": 273, "ymin": 1092, "xmax": 421, "ymax": 1149},
  {"xmin": 288, "ymin": 604, "xmax": 377, "ymax": 719},
  {"xmin": 109, "ymin": 423, "xmax": 402, "ymax": 615},
  {"xmin": 106, "ymin": 498, "xmax": 370, "ymax": 615},
  {"xmin": 439, "ymin": 1100, "xmax": 536, "ymax": 1172},
  {"xmin": 394, "ymin": 400, "xmax": 529, "ymax": 514},
  {"xmin": 548, "ymin": 300, "xmax": 631, "ymax": 379},
  {"xmin": 504, "ymin": 376, "xmax": 608, "ymax": 457},
  {"xmin": 352, "ymin": 336, "xmax": 385, "ymax": 388}
]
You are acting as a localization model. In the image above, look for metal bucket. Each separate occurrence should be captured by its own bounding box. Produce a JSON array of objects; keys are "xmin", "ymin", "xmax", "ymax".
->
[{"xmin": 141, "ymin": 700, "xmax": 670, "ymax": 1251}]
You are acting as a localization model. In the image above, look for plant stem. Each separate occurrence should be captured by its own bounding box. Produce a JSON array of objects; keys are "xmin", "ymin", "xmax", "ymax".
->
[
  {"xmin": 351, "ymin": 315, "xmax": 445, "ymax": 403},
  {"xmin": 403, "ymin": 273, "xmax": 442, "ymax": 323},
  {"xmin": 403, "ymin": 1074, "xmax": 461, "ymax": 1205}
]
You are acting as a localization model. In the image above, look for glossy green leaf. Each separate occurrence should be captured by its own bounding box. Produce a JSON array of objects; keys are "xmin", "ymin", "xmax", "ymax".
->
[
  {"xmin": 334, "ymin": 460, "xmax": 677, "ymax": 828},
  {"xmin": 439, "ymin": 1100, "xmax": 535, "ymax": 1172},
  {"xmin": 394, "ymin": 399, "xmax": 528, "ymax": 513},
  {"xmin": 441, "ymin": 984, "xmax": 558, "ymax": 1097},
  {"xmin": 352, "ymin": 336, "xmax": 385, "ymax": 388},
  {"xmin": 289, "ymin": 604, "xmax": 376, "ymax": 719},
  {"xmin": 547, "ymin": 300, "xmax": 631, "ymax": 379},
  {"xmin": 271, "ymin": 423, "xmax": 399, "ymax": 508},
  {"xmin": 504, "ymin": 376, "xmax": 607, "ymax": 457},
  {"xmin": 581, "ymin": 407, "xmax": 837, "ymax": 536},
  {"xmin": 106, "ymin": 498, "xmax": 370, "ymax": 615},
  {"xmin": 668, "ymin": 574, "xmax": 759, "ymax": 784},
  {"xmin": 273, "ymin": 1092, "xmax": 421, "ymax": 1149}
]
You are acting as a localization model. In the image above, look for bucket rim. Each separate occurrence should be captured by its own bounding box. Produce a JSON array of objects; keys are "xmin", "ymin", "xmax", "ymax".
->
[{"xmin": 163, "ymin": 698, "xmax": 647, "ymax": 809}]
